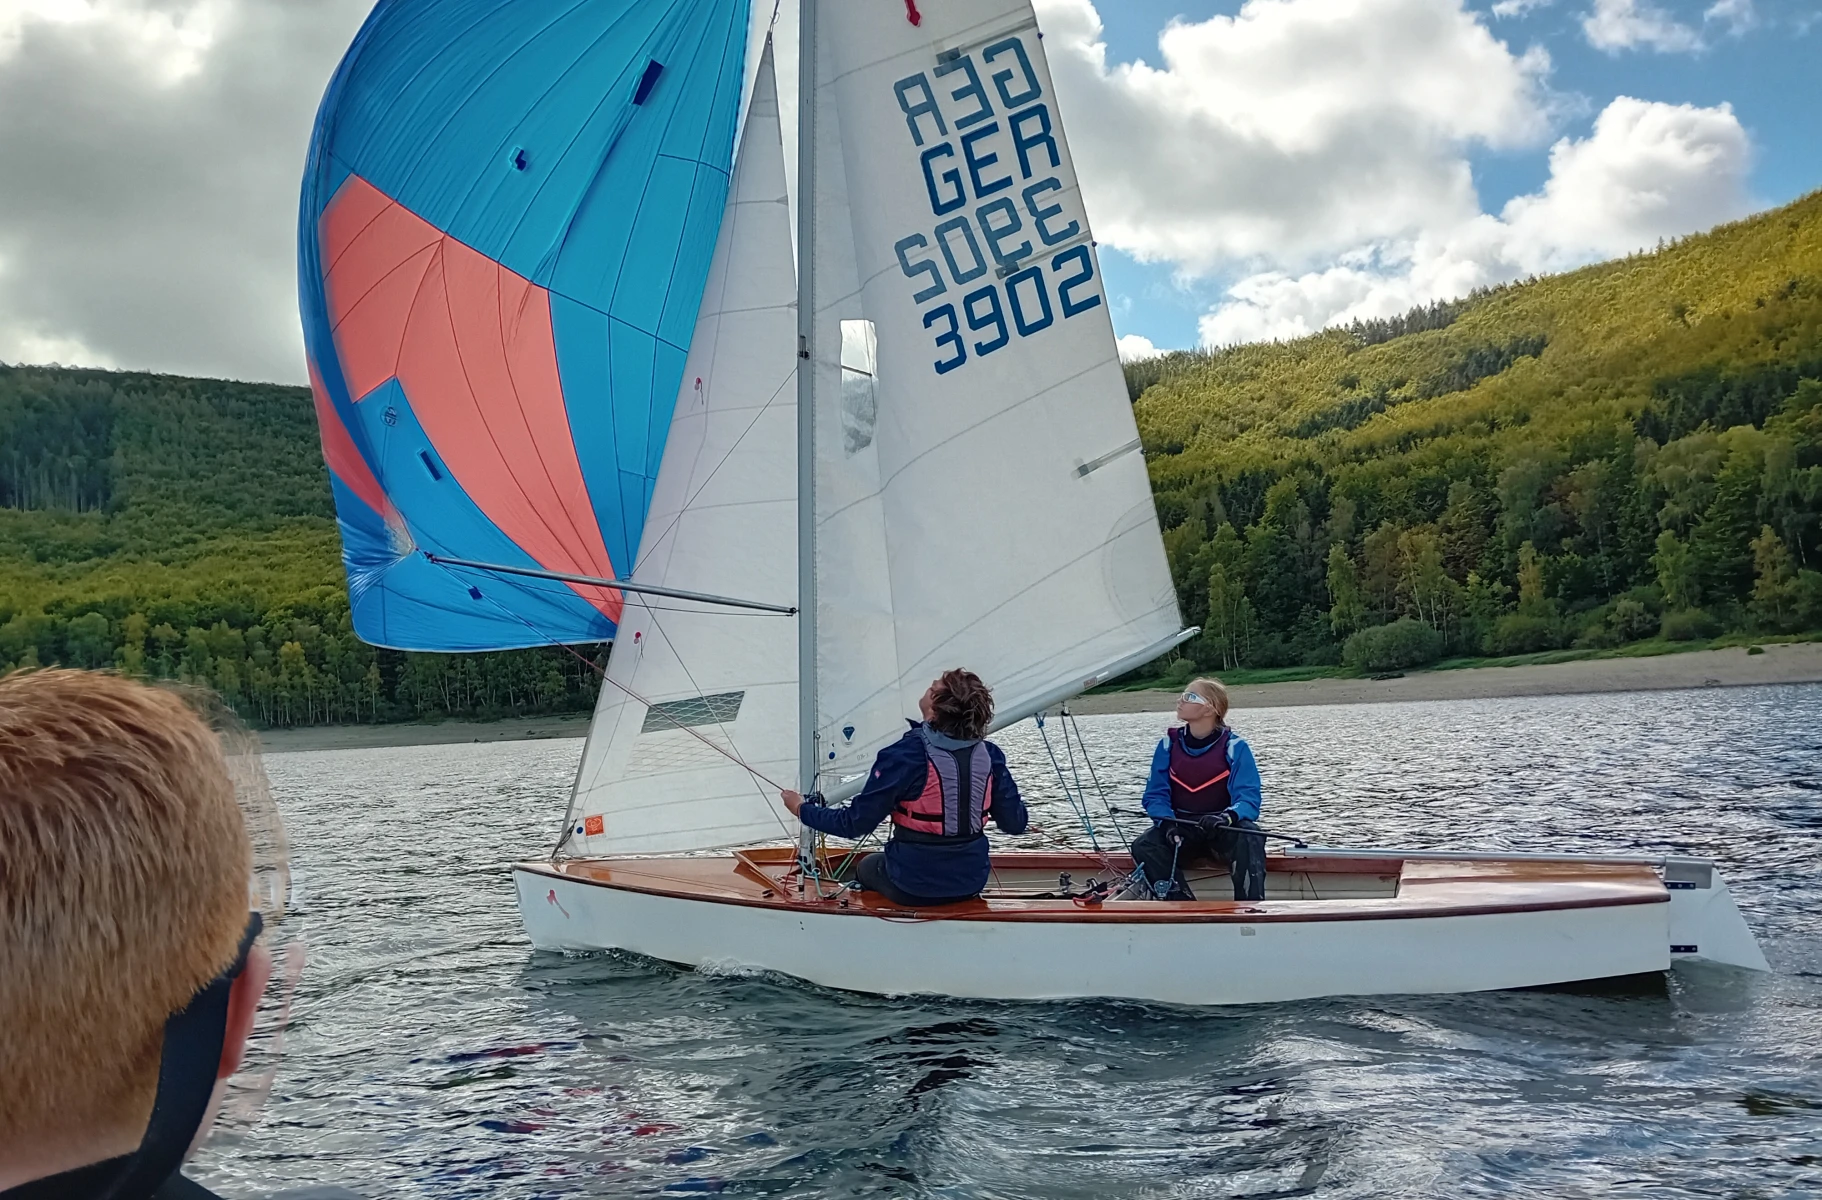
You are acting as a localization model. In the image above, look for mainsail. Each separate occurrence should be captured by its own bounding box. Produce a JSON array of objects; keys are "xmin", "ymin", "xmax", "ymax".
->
[
  {"xmin": 298, "ymin": 0, "xmax": 757, "ymax": 651},
  {"xmin": 804, "ymin": 0, "xmax": 1183, "ymax": 798}
]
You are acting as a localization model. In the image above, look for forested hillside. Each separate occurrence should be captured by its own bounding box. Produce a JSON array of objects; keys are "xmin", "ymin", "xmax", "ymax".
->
[
  {"xmin": 1126, "ymin": 190, "xmax": 1822, "ymax": 677},
  {"xmin": 4, "ymin": 192, "xmax": 1821, "ymax": 724},
  {"xmin": 0, "ymin": 368, "xmax": 603, "ymax": 726}
]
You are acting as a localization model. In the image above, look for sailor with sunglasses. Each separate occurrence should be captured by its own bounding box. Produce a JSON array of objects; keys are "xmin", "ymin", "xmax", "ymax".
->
[{"xmin": 1128, "ymin": 678, "xmax": 1266, "ymax": 902}]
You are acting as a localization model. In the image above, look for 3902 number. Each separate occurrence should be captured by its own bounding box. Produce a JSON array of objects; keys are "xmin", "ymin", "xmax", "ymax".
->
[{"xmin": 919, "ymin": 246, "xmax": 1100, "ymax": 375}]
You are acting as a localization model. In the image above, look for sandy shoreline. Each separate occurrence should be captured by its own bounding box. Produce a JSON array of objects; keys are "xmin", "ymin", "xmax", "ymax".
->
[
  {"xmin": 256, "ymin": 642, "xmax": 1822, "ymax": 753},
  {"xmin": 1070, "ymin": 641, "xmax": 1822, "ymax": 715},
  {"xmin": 258, "ymin": 712, "xmax": 593, "ymax": 754}
]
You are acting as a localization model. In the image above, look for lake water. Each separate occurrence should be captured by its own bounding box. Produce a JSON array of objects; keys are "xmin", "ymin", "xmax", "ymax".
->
[{"xmin": 194, "ymin": 686, "xmax": 1822, "ymax": 1199}]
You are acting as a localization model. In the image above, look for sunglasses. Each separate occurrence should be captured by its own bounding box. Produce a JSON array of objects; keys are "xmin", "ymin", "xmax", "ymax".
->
[{"xmin": 1178, "ymin": 691, "xmax": 1210, "ymax": 707}]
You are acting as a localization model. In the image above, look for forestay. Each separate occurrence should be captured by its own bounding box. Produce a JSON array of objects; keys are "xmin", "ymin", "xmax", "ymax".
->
[
  {"xmin": 807, "ymin": 0, "xmax": 1183, "ymax": 799},
  {"xmin": 563, "ymin": 46, "xmax": 800, "ymax": 857}
]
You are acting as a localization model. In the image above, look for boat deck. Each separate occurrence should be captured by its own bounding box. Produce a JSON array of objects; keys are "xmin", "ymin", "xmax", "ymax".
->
[{"xmin": 519, "ymin": 847, "xmax": 1668, "ymax": 923}]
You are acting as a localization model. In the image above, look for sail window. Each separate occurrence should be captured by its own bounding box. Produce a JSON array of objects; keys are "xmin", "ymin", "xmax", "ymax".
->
[
  {"xmin": 840, "ymin": 320, "xmax": 879, "ymax": 455},
  {"xmin": 633, "ymin": 60, "xmax": 664, "ymax": 106},
  {"xmin": 641, "ymin": 690, "xmax": 744, "ymax": 734}
]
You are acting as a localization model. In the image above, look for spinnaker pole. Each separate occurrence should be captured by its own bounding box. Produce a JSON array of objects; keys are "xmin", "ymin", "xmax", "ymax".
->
[
  {"xmin": 423, "ymin": 554, "xmax": 797, "ymax": 614},
  {"xmin": 794, "ymin": 2, "xmax": 820, "ymax": 877}
]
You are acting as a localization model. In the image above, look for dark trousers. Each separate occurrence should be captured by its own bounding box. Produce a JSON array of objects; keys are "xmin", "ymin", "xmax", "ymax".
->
[
  {"xmin": 854, "ymin": 851, "xmax": 978, "ymax": 908},
  {"xmin": 1129, "ymin": 819, "xmax": 1266, "ymax": 901}
]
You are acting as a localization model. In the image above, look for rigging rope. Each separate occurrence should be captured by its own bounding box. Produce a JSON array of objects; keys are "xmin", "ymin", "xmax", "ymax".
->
[
  {"xmin": 425, "ymin": 563, "xmax": 1143, "ymax": 895},
  {"xmin": 629, "ymin": 368, "xmax": 794, "ymax": 578},
  {"xmin": 430, "ymin": 561, "xmax": 796, "ymax": 801},
  {"xmin": 1034, "ymin": 711, "xmax": 1101, "ymax": 851},
  {"xmin": 1032, "ymin": 710, "xmax": 1138, "ymax": 885},
  {"xmin": 1062, "ymin": 707, "xmax": 1129, "ymax": 845},
  {"xmin": 1057, "ymin": 708, "xmax": 1096, "ymax": 837},
  {"xmin": 638, "ymin": 605, "xmax": 798, "ymax": 844}
]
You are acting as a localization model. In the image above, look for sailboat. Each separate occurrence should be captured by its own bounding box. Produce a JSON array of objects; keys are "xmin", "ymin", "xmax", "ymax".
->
[{"xmin": 299, "ymin": 0, "xmax": 1767, "ymax": 1005}]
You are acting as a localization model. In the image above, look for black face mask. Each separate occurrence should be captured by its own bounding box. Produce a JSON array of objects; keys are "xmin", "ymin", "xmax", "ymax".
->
[{"xmin": 2, "ymin": 913, "xmax": 263, "ymax": 1200}]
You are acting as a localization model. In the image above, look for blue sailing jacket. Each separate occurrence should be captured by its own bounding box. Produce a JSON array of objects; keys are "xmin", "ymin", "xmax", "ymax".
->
[
  {"xmin": 798, "ymin": 721, "xmax": 1028, "ymax": 898},
  {"xmin": 1141, "ymin": 726, "xmax": 1262, "ymax": 822}
]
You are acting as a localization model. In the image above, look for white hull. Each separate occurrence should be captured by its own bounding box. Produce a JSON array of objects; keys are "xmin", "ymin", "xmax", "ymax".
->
[{"xmin": 513, "ymin": 850, "xmax": 1766, "ymax": 1006}]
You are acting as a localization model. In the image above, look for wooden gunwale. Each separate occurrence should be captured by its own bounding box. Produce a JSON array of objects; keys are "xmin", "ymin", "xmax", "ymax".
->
[{"xmin": 515, "ymin": 849, "xmax": 1669, "ymax": 924}]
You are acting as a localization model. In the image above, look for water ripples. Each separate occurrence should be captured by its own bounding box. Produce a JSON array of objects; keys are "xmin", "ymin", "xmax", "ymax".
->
[{"xmin": 195, "ymin": 685, "xmax": 1822, "ymax": 1198}]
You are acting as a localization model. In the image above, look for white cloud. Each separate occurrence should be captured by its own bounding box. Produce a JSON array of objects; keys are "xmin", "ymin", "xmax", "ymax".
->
[
  {"xmin": 0, "ymin": 0, "xmax": 231, "ymax": 86},
  {"xmin": 1201, "ymin": 261, "xmax": 1418, "ymax": 346},
  {"xmin": 1491, "ymin": 0, "xmax": 1555, "ymax": 17},
  {"xmin": 0, "ymin": 0, "xmax": 1761, "ymax": 380},
  {"xmin": 0, "ymin": 0, "xmax": 369, "ymax": 383},
  {"xmin": 1582, "ymin": 0, "xmax": 1704, "ymax": 53},
  {"xmin": 1035, "ymin": 0, "xmax": 1553, "ymax": 273},
  {"xmin": 1702, "ymin": 0, "xmax": 1757, "ymax": 34},
  {"xmin": 1032, "ymin": 0, "xmax": 1750, "ymax": 351},
  {"xmin": 0, "ymin": 323, "xmax": 111, "ymax": 371},
  {"xmin": 1117, "ymin": 334, "xmax": 1166, "ymax": 360},
  {"xmin": 1500, "ymin": 96, "xmax": 1750, "ymax": 262},
  {"xmin": 1197, "ymin": 97, "xmax": 1752, "ymax": 346}
]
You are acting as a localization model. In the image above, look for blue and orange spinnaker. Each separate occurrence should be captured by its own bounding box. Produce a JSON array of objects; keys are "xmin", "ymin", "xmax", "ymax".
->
[{"xmin": 299, "ymin": 0, "xmax": 751, "ymax": 651}]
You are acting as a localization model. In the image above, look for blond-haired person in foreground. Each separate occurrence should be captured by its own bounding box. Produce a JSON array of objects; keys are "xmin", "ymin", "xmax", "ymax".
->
[{"xmin": 0, "ymin": 669, "xmax": 331, "ymax": 1200}]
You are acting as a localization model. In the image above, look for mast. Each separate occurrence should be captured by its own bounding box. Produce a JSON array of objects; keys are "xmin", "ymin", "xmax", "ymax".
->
[{"xmin": 794, "ymin": 0, "xmax": 819, "ymax": 862}]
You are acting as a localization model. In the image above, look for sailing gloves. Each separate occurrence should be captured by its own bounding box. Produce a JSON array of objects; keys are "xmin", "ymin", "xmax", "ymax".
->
[{"xmin": 1198, "ymin": 811, "xmax": 1239, "ymax": 833}]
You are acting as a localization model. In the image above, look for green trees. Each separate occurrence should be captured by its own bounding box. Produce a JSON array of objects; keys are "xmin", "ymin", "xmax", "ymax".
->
[
  {"xmin": 0, "ymin": 364, "xmax": 607, "ymax": 727},
  {"xmin": 1396, "ymin": 528, "xmax": 1455, "ymax": 640},
  {"xmin": 1750, "ymin": 524, "xmax": 1801, "ymax": 629},
  {"xmin": 8, "ymin": 193, "xmax": 1822, "ymax": 710},
  {"xmin": 1653, "ymin": 531, "xmax": 1699, "ymax": 611},
  {"xmin": 1691, "ymin": 433, "xmax": 1766, "ymax": 601},
  {"xmin": 1343, "ymin": 618, "xmax": 1445, "ymax": 672},
  {"xmin": 1326, "ymin": 543, "xmax": 1366, "ymax": 636},
  {"xmin": 1122, "ymin": 189, "xmax": 1822, "ymax": 678},
  {"xmin": 0, "ymin": 591, "xmax": 606, "ymax": 728}
]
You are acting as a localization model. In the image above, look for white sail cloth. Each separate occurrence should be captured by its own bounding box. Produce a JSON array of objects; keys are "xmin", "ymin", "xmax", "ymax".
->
[
  {"xmin": 806, "ymin": 0, "xmax": 1181, "ymax": 798},
  {"xmin": 567, "ymin": 1, "xmax": 1183, "ymax": 852},
  {"xmin": 565, "ymin": 46, "xmax": 800, "ymax": 855}
]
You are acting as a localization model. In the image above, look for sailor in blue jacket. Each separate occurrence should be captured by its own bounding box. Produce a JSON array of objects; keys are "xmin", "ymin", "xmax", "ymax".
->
[
  {"xmin": 1129, "ymin": 677, "xmax": 1267, "ymax": 901},
  {"xmin": 781, "ymin": 669, "xmax": 1028, "ymax": 906}
]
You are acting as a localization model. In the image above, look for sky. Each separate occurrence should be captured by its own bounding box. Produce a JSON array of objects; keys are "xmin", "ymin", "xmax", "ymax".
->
[{"xmin": 0, "ymin": 0, "xmax": 1816, "ymax": 385}]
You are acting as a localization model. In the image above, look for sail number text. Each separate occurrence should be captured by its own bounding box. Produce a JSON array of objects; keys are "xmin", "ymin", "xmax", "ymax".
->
[{"xmin": 890, "ymin": 35, "xmax": 1103, "ymax": 376}]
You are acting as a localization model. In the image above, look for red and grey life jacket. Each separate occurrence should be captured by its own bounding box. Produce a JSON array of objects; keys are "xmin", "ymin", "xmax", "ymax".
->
[
  {"xmin": 1166, "ymin": 726, "xmax": 1233, "ymax": 816},
  {"xmin": 892, "ymin": 726, "xmax": 994, "ymax": 841}
]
